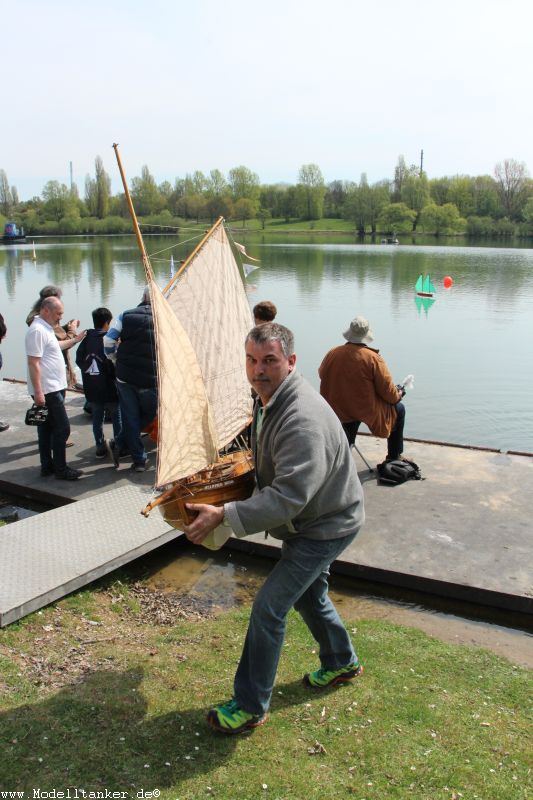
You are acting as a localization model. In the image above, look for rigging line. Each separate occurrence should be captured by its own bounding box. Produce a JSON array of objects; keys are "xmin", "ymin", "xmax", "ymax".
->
[
  {"xmin": 147, "ymin": 232, "xmax": 206, "ymax": 260},
  {"xmin": 138, "ymin": 222, "xmax": 181, "ymax": 230},
  {"xmin": 138, "ymin": 222, "xmax": 218, "ymax": 233},
  {"xmin": 177, "ymin": 225, "xmax": 220, "ymax": 232}
]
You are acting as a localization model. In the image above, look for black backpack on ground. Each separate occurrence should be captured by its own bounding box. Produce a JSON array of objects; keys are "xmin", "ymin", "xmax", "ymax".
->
[{"xmin": 377, "ymin": 458, "xmax": 423, "ymax": 485}]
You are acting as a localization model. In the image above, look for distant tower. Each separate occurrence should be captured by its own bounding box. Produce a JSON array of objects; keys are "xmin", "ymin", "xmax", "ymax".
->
[
  {"xmin": 420, "ymin": 149, "xmax": 424, "ymax": 176},
  {"xmin": 69, "ymin": 161, "xmax": 73, "ymax": 191}
]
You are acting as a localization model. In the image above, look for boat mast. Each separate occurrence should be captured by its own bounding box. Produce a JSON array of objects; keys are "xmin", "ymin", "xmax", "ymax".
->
[{"xmin": 112, "ymin": 143, "xmax": 152, "ymax": 279}]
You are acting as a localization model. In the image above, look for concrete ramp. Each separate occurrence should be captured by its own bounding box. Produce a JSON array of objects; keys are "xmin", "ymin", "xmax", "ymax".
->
[{"xmin": 0, "ymin": 485, "xmax": 178, "ymax": 627}]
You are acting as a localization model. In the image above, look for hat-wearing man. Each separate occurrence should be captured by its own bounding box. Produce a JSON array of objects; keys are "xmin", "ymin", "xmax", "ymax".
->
[
  {"xmin": 183, "ymin": 322, "xmax": 365, "ymax": 735},
  {"xmin": 319, "ymin": 316, "xmax": 406, "ymax": 461}
]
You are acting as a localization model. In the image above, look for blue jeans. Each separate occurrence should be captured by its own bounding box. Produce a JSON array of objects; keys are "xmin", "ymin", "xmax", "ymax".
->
[
  {"xmin": 91, "ymin": 401, "xmax": 122, "ymax": 447},
  {"xmin": 116, "ymin": 382, "xmax": 157, "ymax": 465},
  {"xmin": 37, "ymin": 390, "xmax": 70, "ymax": 472},
  {"xmin": 234, "ymin": 532, "xmax": 358, "ymax": 716}
]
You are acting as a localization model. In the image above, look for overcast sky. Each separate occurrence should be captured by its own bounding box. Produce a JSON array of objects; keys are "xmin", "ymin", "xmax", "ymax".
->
[{"xmin": 4, "ymin": 0, "xmax": 532, "ymax": 199}]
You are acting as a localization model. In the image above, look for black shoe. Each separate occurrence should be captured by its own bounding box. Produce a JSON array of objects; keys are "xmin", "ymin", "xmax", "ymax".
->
[
  {"xmin": 41, "ymin": 466, "xmax": 54, "ymax": 477},
  {"xmin": 130, "ymin": 462, "xmax": 148, "ymax": 473},
  {"xmin": 95, "ymin": 441, "xmax": 108, "ymax": 458},
  {"xmin": 55, "ymin": 467, "xmax": 83, "ymax": 481},
  {"xmin": 107, "ymin": 440, "xmax": 120, "ymax": 469},
  {"xmin": 0, "ymin": 420, "xmax": 9, "ymax": 432}
]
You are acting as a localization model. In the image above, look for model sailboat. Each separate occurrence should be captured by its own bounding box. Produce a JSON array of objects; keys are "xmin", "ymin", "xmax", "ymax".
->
[
  {"xmin": 415, "ymin": 274, "xmax": 436, "ymax": 298},
  {"xmin": 112, "ymin": 144, "xmax": 255, "ymax": 530}
]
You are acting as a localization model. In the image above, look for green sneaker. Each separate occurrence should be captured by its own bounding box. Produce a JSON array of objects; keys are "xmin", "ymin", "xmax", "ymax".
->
[
  {"xmin": 206, "ymin": 698, "xmax": 266, "ymax": 735},
  {"xmin": 303, "ymin": 662, "xmax": 363, "ymax": 689}
]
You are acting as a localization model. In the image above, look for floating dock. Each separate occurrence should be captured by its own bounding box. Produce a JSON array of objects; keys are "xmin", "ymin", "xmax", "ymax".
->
[{"xmin": 1, "ymin": 380, "xmax": 532, "ymax": 626}]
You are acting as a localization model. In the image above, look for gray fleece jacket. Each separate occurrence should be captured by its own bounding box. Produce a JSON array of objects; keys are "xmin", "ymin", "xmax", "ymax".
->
[{"xmin": 225, "ymin": 370, "xmax": 364, "ymax": 541}]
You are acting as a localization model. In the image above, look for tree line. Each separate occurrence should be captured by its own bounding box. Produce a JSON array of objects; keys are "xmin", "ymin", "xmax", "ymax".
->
[{"xmin": 1, "ymin": 155, "xmax": 533, "ymax": 237}]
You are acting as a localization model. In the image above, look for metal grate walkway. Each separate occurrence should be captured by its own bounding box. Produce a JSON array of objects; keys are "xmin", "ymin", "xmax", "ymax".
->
[{"xmin": 0, "ymin": 484, "xmax": 179, "ymax": 627}]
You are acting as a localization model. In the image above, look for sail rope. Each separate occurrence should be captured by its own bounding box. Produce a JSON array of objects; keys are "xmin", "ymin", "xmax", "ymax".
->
[
  {"xmin": 138, "ymin": 222, "xmax": 215, "ymax": 232},
  {"xmin": 146, "ymin": 232, "xmax": 206, "ymax": 259},
  {"xmin": 114, "ymin": 233, "xmax": 208, "ymax": 268}
]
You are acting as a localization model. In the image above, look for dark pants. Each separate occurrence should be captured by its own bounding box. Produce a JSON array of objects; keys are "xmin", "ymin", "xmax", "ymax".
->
[
  {"xmin": 91, "ymin": 401, "xmax": 122, "ymax": 447},
  {"xmin": 37, "ymin": 390, "xmax": 70, "ymax": 472},
  {"xmin": 342, "ymin": 401, "xmax": 406, "ymax": 460}
]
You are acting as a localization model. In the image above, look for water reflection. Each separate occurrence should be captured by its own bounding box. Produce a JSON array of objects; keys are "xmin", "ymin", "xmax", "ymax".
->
[
  {"xmin": 86, "ymin": 239, "xmax": 115, "ymax": 301},
  {"xmin": 1, "ymin": 235, "xmax": 532, "ymax": 452},
  {"xmin": 415, "ymin": 295, "xmax": 436, "ymax": 316},
  {"xmin": 259, "ymin": 242, "xmax": 533, "ymax": 299}
]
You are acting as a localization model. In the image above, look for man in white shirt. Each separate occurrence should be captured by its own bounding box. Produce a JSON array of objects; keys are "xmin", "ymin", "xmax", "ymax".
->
[{"xmin": 25, "ymin": 296, "xmax": 86, "ymax": 480}]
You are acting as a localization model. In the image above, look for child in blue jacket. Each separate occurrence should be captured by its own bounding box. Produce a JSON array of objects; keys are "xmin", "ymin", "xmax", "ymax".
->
[{"xmin": 76, "ymin": 307, "xmax": 122, "ymax": 458}]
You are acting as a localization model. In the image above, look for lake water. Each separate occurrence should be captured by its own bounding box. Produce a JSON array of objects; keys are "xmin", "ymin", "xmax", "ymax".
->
[{"xmin": 1, "ymin": 234, "xmax": 532, "ymax": 453}]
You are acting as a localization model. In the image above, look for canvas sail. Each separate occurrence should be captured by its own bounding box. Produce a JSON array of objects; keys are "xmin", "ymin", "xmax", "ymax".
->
[
  {"xmin": 111, "ymin": 146, "xmax": 236, "ymax": 493},
  {"xmin": 148, "ymin": 275, "xmax": 219, "ymax": 488},
  {"xmin": 164, "ymin": 220, "xmax": 254, "ymax": 449}
]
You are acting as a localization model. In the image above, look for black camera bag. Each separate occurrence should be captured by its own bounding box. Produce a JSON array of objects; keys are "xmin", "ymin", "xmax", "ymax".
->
[
  {"xmin": 25, "ymin": 404, "xmax": 49, "ymax": 426},
  {"xmin": 377, "ymin": 458, "xmax": 423, "ymax": 485}
]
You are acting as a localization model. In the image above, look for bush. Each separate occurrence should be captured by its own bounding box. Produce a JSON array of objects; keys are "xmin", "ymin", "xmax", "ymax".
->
[
  {"xmin": 94, "ymin": 216, "xmax": 132, "ymax": 234},
  {"xmin": 492, "ymin": 218, "xmax": 516, "ymax": 236},
  {"xmin": 419, "ymin": 202, "xmax": 466, "ymax": 235},
  {"xmin": 39, "ymin": 220, "xmax": 60, "ymax": 236},
  {"xmin": 138, "ymin": 212, "xmax": 181, "ymax": 234},
  {"xmin": 516, "ymin": 221, "xmax": 533, "ymax": 238},
  {"xmin": 466, "ymin": 216, "xmax": 495, "ymax": 236},
  {"xmin": 59, "ymin": 214, "xmax": 82, "ymax": 234},
  {"xmin": 377, "ymin": 202, "xmax": 416, "ymax": 234}
]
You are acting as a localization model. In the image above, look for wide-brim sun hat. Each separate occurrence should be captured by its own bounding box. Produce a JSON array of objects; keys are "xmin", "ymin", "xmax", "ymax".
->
[{"xmin": 343, "ymin": 316, "xmax": 374, "ymax": 344}]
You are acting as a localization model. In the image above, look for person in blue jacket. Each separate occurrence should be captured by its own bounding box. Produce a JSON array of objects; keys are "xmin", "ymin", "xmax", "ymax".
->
[
  {"xmin": 104, "ymin": 288, "xmax": 157, "ymax": 472},
  {"xmin": 76, "ymin": 307, "xmax": 121, "ymax": 459}
]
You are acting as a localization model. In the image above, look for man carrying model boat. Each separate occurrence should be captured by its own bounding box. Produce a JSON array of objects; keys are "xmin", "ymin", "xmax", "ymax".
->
[
  {"xmin": 110, "ymin": 145, "xmax": 365, "ymax": 736},
  {"xmin": 184, "ymin": 322, "xmax": 365, "ymax": 735}
]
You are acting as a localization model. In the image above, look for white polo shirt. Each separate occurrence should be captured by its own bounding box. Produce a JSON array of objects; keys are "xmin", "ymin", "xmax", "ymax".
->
[{"xmin": 25, "ymin": 317, "xmax": 67, "ymax": 395}]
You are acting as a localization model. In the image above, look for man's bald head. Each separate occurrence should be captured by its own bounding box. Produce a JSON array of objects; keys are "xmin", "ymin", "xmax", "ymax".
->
[{"xmin": 40, "ymin": 296, "xmax": 64, "ymax": 326}]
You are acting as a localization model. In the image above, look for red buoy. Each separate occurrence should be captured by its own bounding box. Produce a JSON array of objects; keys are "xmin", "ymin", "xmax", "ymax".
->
[{"xmin": 443, "ymin": 275, "xmax": 453, "ymax": 289}]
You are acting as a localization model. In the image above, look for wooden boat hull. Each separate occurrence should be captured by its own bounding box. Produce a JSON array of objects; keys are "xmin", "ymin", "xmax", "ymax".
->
[
  {"xmin": 416, "ymin": 291, "xmax": 434, "ymax": 297},
  {"xmin": 148, "ymin": 450, "xmax": 255, "ymax": 530}
]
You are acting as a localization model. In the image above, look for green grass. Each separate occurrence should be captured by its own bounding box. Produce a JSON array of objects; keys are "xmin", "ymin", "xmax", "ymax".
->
[
  {"xmin": 169, "ymin": 217, "xmax": 357, "ymax": 234},
  {"xmin": 0, "ymin": 584, "xmax": 531, "ymax": 799},
  {"xmin": 227, "ymin": 217, "xmax": 357, "ymax": 233}
]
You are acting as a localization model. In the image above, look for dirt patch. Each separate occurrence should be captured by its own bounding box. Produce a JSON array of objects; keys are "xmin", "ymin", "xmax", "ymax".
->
[
  {"xmin": 126, "ymin": 583, "xmax": 214, "ymax": 625},
  {"xmin": 18, "ymin": 644, "xmax": 115, "ymax": 690},
  {"xmin": 0, "ymin": 582, "xmax": 215, "ymax": 695}
]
